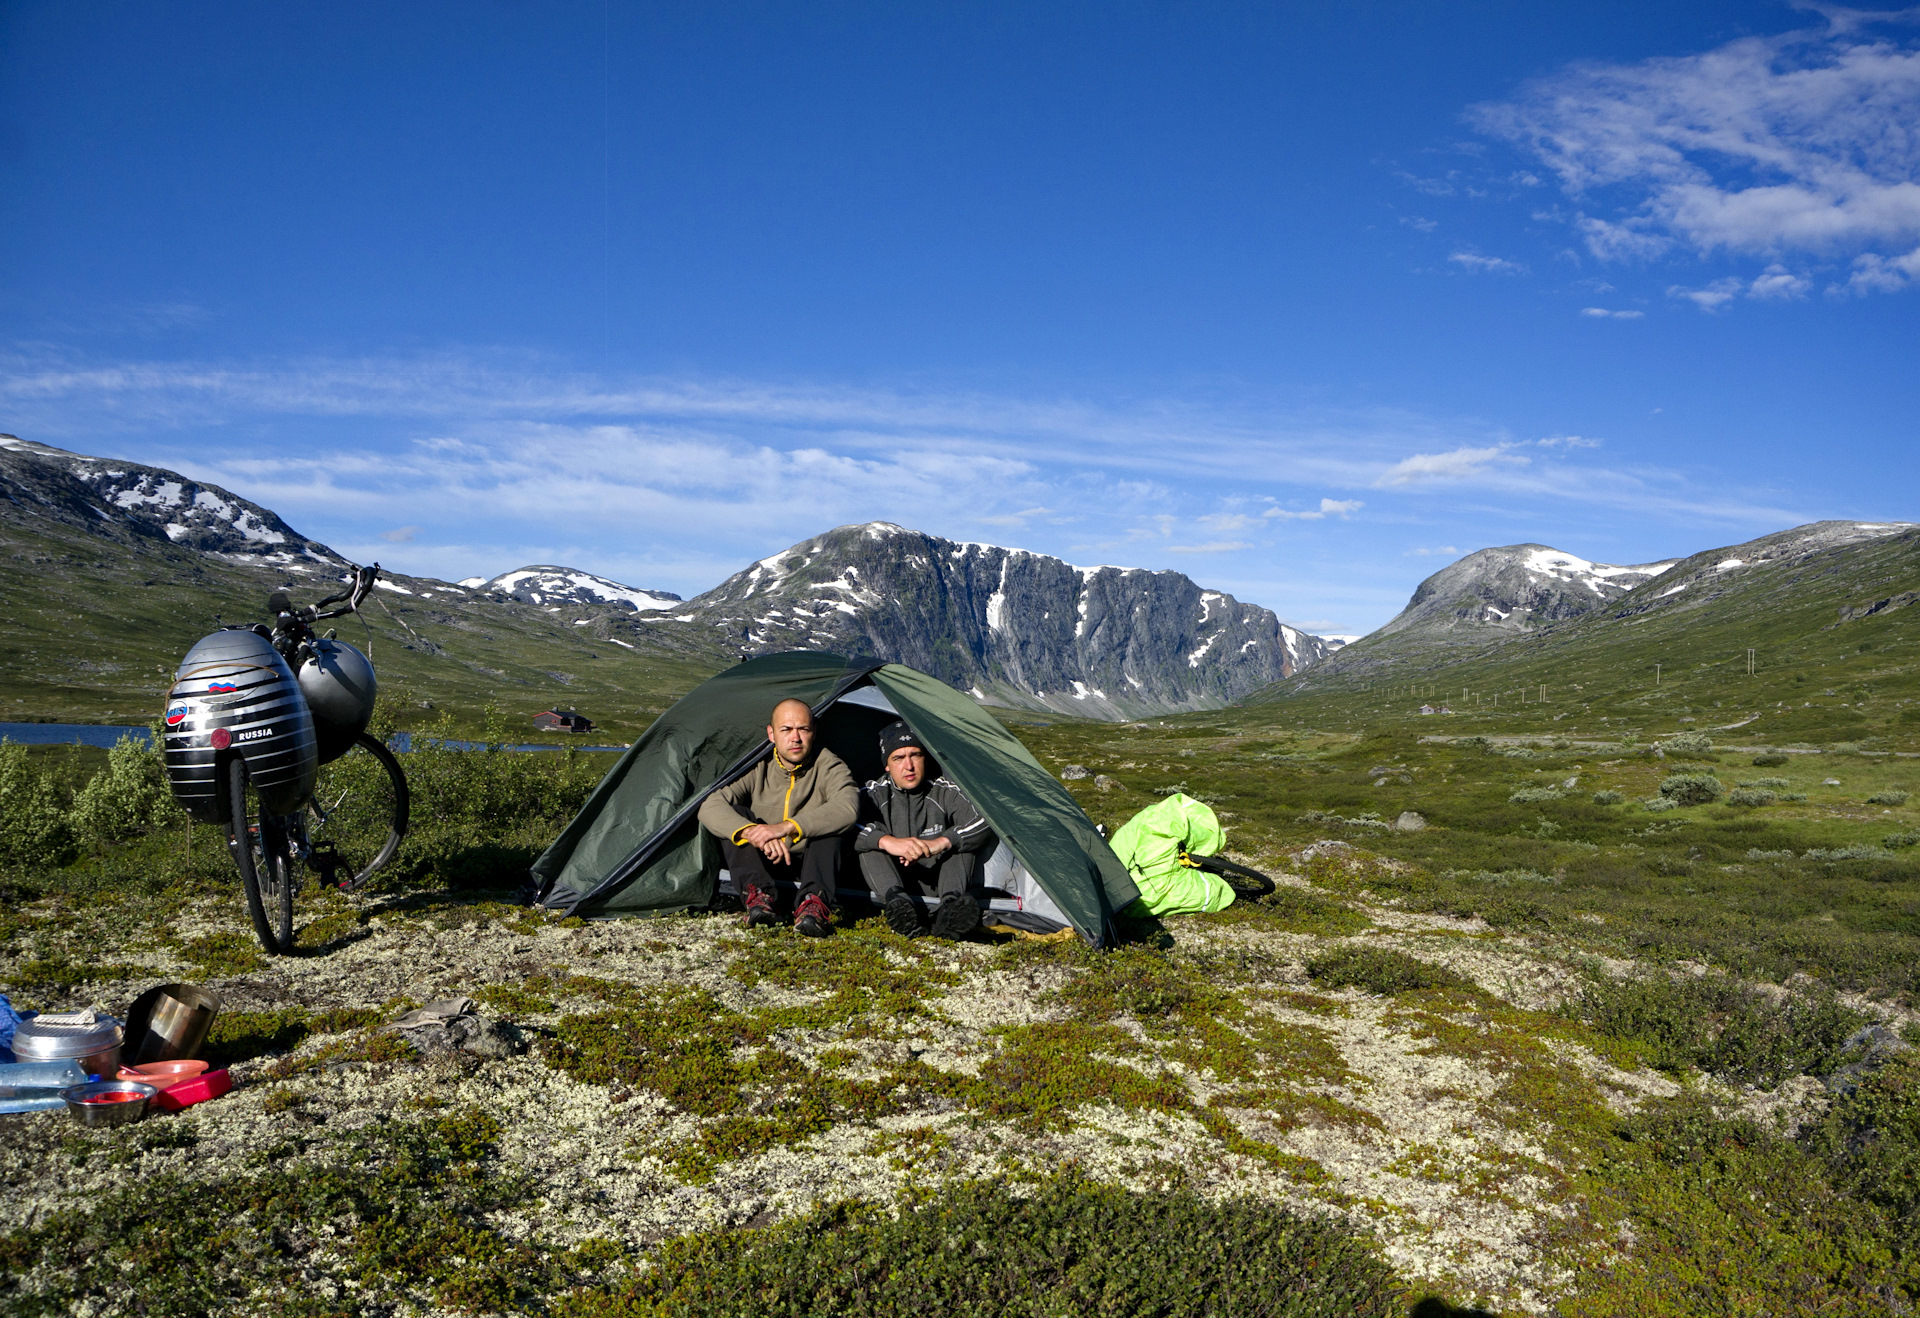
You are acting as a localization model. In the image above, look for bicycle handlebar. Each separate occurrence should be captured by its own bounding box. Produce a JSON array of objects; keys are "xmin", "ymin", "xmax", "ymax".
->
[{"xmin": 269, "ymin": 563, "xmax": 381, "ymax": 626}]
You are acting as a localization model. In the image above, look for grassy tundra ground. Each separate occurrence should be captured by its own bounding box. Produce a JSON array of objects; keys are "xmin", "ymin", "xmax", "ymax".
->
[{"xmin": 3, "ymin": 713, "xmax": 1919, "ymax": 1315}]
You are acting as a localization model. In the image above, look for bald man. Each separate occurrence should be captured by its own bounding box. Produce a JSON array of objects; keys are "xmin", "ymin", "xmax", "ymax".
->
[{"xmin": 698, "ymin": 697, "xmax": 858, "ymax": 936}]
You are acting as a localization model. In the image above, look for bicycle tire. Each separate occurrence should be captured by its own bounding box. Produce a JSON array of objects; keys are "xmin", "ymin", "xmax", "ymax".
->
[
  {"xmin": 309, "ymin": 732, "xmax": 411, "ymax": 891},
  {"xmin": 1191, "ymin": 852, "xmax": 1277, "ymax": 898},
  {"xmin": 344, "ymin": 731, "xmax": 409, "ymax": 887},
  {"xmin": 227, "ymin": 756, "xmax": 295, "ymax": 955}
]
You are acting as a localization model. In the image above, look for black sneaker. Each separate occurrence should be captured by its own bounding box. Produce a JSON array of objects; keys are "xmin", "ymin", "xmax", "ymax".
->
[
  {"xmin": 929, "ymin": 892, "xmax": 981, "ymax": 941},
  {"xmin": 883, "ymin": 887, "xmax": 924, "ymax": 938}
]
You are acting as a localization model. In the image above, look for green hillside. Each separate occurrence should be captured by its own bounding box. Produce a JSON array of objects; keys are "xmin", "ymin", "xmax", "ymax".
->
[
  {"xmin": 0, "ymin": 507, "xmax": 732, "ymax": 742},
  {"xmin": 1244, "ymin": 526, "xmax": 1920, "ymax": 751}
]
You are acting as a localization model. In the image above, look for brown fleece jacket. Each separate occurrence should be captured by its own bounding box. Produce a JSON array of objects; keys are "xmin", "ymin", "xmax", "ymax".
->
[{"xmin": 697, "ymin": 748, "xmax": 858, "ymax": 850}]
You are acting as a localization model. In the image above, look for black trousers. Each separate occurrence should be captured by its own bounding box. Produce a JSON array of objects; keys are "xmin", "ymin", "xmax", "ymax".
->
[
  {"xmin": 722, "ymin": 833, "xmax": 847, "ymax": 905},
  {"xmin": 859, "ymin": 848, "xmax": 976, "ymax": 902}
]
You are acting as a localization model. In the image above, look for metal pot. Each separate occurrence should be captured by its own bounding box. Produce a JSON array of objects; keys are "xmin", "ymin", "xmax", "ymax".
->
[
  {"xmin": 124, "ymin": 983, "xmax": 222, "ymax": 1066},
  {"xmin": 12, "ymin": 1014, "xmax": 124, "ymax": 1079}
]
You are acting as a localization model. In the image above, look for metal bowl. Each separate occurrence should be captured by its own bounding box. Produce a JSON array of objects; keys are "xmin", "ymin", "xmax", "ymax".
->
[{"xmin": 60, "ymin": 1080, "xmax": 159, "ymax": 1128}]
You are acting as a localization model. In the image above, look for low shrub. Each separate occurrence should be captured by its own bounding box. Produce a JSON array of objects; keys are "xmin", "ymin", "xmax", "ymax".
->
[
  {"xmin": 1868, "ymin": 790, "xmax": 1911, "ymax": 806},
  {"xmin": 1752, "ymin": 752, "xmax": 1790, "ymax": 767},
  {"xmin": 1728, "ymin": 788, "xmax": 1777, "ymax": 808},
  {"xmin": 1592, "ymin": 790, "xmax": 1624, "ymax": 805},
  {"xmin": 1305, "ymin": 945, "xmax": 1471, "ymax": 996},
  {"xmin": 1661, "ymin": 731, "xmax": 1714, "ymax": 754},
  {"xmin": 70, "ymin": 734, "xmax": 183, "ymax": 845},
  {"xmin": 1642, "ymin": 797, "xmax": 1677, "ymax": 813},
  {"xmin": 0, "ymin": 741, "xmax": 76, "ymax": 866},
  {"xmin": 1659, "ymin": 773, "xmax": 1724, "ymax": 806},
  {"xmin": 563, "ymin": 1174, "xmax": 1408, "ymax": 1317},
  {"xmin": 1566, "ymin": 973, "xmax": 1872, "ymax": 1088},
  {"xmin": 1509, "ymin": 787, "xmax": 1565, "ymax": 804},
  {"xmin": 1806, "ymin": 846, "xmax": 1895, "ymax": 862},
  {"xmin": 1746, "ymin": 848, "xmax": 1795, "ymax": 861},
  {"xmin": 1887, "ymin": 831, "xmax": 1920, "ymax": 850}
]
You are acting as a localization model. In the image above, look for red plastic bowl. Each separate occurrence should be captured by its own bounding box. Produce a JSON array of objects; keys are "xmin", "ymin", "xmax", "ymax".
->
[
  {"xmin": 152, "ymin": 1068, "xmax": 232, "ymax": 1113},
  {"xmin": 119, "ymin": 1060, "xmax": 210, "ymax": 1090}
]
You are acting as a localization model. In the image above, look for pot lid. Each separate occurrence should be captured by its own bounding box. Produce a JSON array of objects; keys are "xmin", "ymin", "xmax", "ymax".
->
[{"xmin": 12, "ymin": 1011, "xmax": 123, "ymax": 1059}]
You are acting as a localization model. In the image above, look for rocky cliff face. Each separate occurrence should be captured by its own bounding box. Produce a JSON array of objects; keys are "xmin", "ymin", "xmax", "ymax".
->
[
  {"xmin": 674, "ymin": 522, "xmax": 1329, "ymax": 717},
  {"xmin": 1375, "ymin": 544, "xmax": 1676, "ymax": 640}
]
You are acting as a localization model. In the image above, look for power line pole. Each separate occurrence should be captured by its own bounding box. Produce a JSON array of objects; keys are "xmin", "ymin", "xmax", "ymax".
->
[{"xmin": 1655, "ymin": 664, "xmax": 1662, "ymax": 687}]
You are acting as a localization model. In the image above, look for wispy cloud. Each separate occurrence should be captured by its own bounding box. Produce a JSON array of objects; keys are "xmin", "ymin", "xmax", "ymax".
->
[
  {"xmin": 1448, "ymin": 250, "xmax": 1528, "ymax": 274},
  {"xmin": 1375, "ymin": 444, "xmax": 1526, "ymax": 486},
  {"xmin": 0, "ymin": 345, "xmax": 1816, "ymax": 598},
  {"xmin": 1406, "ymin": 545, "xmax": 1461, "ymax": 557},
  {"xmin": 1168, "ymin": 540, "xmax": 1252, "ymax": 554},
  {"xmin": 1578, "ymin": 306, "xmax": 1645, "ymax": 318},
  {"xmin": 1472, "ymin": 9, "xmax": 1920, "ymax": 295}
]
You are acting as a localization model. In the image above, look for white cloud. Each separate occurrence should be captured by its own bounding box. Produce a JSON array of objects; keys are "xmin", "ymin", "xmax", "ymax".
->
[
  {"xmin": 1472, "ymin": 11, "xmax": 1920, "ymax": 294},
  {"xmin": 1843, "ymin": 242, "xmax": 1920, "ymax": 292},
  {"xmin": 1579, "ymin": 306, "xmax": 1645, "ymax": 318},
  {"xmin": 378, "ymin": 525, "xmax": 420, "ymax": 543},
  {"xmin": 1669, "ymin": 277, "xmax": 1746, "ymax": 310},
  {"xmin": 1535, "ymin": 435, "xmax": 1603, "ymax": 448},
  {"xmin": 978, "ymin": 506, "xmax": 1052, "ymax": 527},
  {"xmin": 1407, "ymin": 545, "xmax": 1461, "ymax": 557},
  {"xmin": 1263, "ymin": 497, "xmax": 1364, "ymax": 521},
  {"xmin": 1401, "ymin": 215, "xmax": 1439, "ymax": 232},
  {"xmin": 1374, "ymin": 445, "xmax": 1527, "ymax": 486},
  {"xmin": 1448, "ymin": 251, "xmax": 1528, "ymax": 274},
  {"xmin": 1168, "ymin": 540, "xmax": 1252, "ymax": 554}
]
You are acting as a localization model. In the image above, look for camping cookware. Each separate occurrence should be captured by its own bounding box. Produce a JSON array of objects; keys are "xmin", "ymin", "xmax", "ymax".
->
[
  {"xmin": 11, "ymin": 1012, "xmax": 123, "ymax": 1079},
  {"xmin": 60, "ymin": 1080, "xmax": 158, "ymax": 1128},
  {"xmin": 152, "ymin": 1068, "xmax": 231, "ymax": 1113},
  {"xmin": 118, "ymin": 1059, "xmax": 209, "ymax": 1089},
  {"xmin": 124, "ymin": 983, "xmax": 222, "ymax": 1066}
]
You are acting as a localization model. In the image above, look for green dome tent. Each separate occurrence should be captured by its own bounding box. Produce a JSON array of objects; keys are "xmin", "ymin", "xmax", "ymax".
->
[{"xmin": 529, "ymin": 652, "xmax": 1140, "ymax": 946}]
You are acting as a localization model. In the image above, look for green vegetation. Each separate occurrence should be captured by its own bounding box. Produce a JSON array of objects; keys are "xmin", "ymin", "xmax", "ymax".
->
[{"xmin": 560, "ymin": 1174, "xmax": 1406, "ymax": 1317}]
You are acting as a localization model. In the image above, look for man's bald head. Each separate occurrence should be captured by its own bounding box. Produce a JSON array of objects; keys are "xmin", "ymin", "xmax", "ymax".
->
[{"xmin": 767, "ymin": 699, "xmax": 816, "ymax": 765}]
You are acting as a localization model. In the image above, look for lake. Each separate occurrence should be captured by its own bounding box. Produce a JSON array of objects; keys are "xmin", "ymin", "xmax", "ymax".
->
[{"xmin": 0, "ymin": 724, "xmax": 627, "ymax": 754}]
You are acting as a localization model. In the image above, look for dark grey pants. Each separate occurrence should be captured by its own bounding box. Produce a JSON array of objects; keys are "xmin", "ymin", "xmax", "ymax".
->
[{"xmin": 859, "ymin": 849, "xmax": 976, "ymax": 902}]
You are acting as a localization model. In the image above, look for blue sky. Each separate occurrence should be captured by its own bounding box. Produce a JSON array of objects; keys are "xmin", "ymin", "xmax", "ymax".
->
[{"xmin": 3, "ymin": 2, "xmax": 1916, "ymax": 635}]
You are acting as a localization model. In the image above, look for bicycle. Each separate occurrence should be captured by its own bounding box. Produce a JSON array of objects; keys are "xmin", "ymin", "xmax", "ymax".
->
[{"xmin": 163, "ymin": 563, "xmax": 411, "ymax": 955}]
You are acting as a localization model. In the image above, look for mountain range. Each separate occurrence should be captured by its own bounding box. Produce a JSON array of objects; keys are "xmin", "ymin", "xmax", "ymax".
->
[{"xmin": 0, "ymin": 436, "xmax": 1325, "ymax": 722}]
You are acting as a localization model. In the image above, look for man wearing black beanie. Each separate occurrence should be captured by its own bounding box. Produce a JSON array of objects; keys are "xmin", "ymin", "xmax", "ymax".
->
[{"xmin": 855, "ymin": 720, "xmax": 994, "ymax": 939}]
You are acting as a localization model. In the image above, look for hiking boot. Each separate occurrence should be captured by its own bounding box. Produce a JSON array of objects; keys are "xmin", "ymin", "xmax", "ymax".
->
[
  {"xmin": 794, "ymin": 892, "xmax": 833, "ymax": 938},
  {"xmin": 741, "ymin": 883, "xmax": 778, "ymax": 930},
  {"xmin": 882, "ymin": 887, "xmax": 924, "ymax": 938},
  {"xmin": 929, "ymin": 892, "xmax": 981, "ymax": 941}
]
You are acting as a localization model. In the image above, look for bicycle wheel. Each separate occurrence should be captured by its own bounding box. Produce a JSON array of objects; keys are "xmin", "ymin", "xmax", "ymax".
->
[
  {"xmin": 226, "ymin": 756, "xmax": 295, "ymax": 955},
  {"xmin": 1193, "ymin": 853, "xmax": 1277, "ymax": 899},
  {"xmin": 308, "ymin": 731, "xmax": 411, "ymax": 891}
]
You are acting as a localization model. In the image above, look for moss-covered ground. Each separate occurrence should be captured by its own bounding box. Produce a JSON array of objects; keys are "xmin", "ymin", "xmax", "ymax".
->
[{"xmin": 4, "ymin": 708, "xmax": 1920, "ymax": 1314}]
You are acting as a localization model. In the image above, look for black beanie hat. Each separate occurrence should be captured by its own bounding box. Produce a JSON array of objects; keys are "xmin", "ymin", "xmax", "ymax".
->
[{"xmin": 878, "ymin": 720, "xmax": 922, "ymax": 760}]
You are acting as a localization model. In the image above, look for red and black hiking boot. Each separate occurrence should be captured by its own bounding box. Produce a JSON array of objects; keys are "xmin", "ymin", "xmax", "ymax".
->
[
  {"xmin": 741, "ymin": 884, "xmax": 778, "ymax": 930},
  {"xmin": 794, "ymin": 892, "xmax": 833, "ymax": 938}
]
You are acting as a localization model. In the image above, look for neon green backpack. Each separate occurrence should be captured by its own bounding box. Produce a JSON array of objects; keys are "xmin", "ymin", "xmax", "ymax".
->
[{"xmin": 1109, "ymin": 793, "xmax": 1271, "ymax": 917}]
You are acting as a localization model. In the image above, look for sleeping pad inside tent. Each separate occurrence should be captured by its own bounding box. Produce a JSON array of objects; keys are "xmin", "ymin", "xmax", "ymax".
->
[{"xmin": 528, "ymin": 651, "xmax": 1140, "ymax": 945}]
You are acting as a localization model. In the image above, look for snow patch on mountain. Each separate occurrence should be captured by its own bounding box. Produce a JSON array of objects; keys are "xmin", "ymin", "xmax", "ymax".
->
[{"xmin": 478, "ymin": 566, "xmax": 682, "ymax": 612}]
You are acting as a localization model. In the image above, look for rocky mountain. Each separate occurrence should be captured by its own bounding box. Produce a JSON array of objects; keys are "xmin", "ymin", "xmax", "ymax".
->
[
  {"xmin": 1, "ymin": 435, "xmax": 344, "ymax": 570},
  {"xmin": 469, "ymin": 566, "xmax": 682, "ymax": 612},
  {"xmin": 1374, "ymin": 543, "xmax": 1676, "ymax": 641},
  {"xmin": 671, "ymin": 522, "xmax": 1329, "ymax": 718},
  {"xmin": 1264, "ymin": 519, "xmax": 1919, "ymax": 696}
]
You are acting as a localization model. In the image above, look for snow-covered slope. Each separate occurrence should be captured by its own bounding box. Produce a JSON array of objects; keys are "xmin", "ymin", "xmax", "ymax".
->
[
  {"xmin": 0, "ymin": 435, "xmax": 343, "ymax": 569},
  {"xmin": 474, "ymin": 565, "xmax": 681, "ymax": 612},
  {"xmin": 675, "ymin": 521, "xmax": 1332, "ymax": 717},
  {"xmin": 1374, "ymin": 543, "xmax": 1676, "ymax": 639}
]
